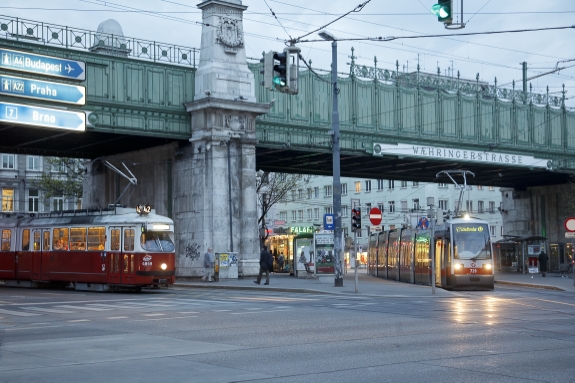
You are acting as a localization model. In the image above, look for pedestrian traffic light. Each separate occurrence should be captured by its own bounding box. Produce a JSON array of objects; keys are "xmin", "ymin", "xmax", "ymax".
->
[
  {"xmin": 273, "ymin": 51, "xmax": 288, "ymax": 91},
  {"xmin": 351, "ymin": 207, "xmax": 362, "ymax": 232},
  {"xmin": 431, "ymin": 0, "xmax": 452, "ymax": 25},
  {"xmin": 259, "ymin": 51, "xmax": 274, "ymax": 90}
]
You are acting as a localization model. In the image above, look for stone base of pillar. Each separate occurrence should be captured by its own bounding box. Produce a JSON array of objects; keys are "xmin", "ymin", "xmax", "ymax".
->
[{"xmin": 239, "ymin": 259, "xmax": 260, "ymax": 278}]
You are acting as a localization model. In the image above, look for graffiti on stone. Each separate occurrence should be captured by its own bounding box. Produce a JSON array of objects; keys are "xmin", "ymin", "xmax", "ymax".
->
[{"xmin": 185, "ymin": 243, "xmax": 201, "ymax": 260}]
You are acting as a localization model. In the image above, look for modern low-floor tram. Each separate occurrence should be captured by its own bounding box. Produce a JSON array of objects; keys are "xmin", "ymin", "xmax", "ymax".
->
[
  {"xmin": 0, "ymin": 206, "xmax": 176, "ymax": 292},
  {"xmin": 368, "ymin": 216, "xmax": 494, "ymax": 290}
]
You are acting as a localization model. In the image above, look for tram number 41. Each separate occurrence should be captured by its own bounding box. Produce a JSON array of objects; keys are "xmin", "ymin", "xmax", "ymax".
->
[{"xmin": 469, "ymin": 268, "xmax": 477, "ymax": 274}]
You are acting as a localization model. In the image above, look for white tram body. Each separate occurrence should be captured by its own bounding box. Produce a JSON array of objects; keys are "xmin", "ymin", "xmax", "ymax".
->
[{"xmin": 0, "ymin": 207, "xmax": 176, "ymax": 291}]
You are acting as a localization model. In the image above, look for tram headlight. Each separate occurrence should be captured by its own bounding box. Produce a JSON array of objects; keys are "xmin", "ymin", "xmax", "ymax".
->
[
  {"xmin": 483, "ymin": 263, "xmax": 492, "ymax": 270},
  {"xmin": 161, "ymin": 263, "xmax": 167, "ymax": 270},
  {"xmin": 454, "ymin": 263, "xmax": 464, "ymax": 271}
]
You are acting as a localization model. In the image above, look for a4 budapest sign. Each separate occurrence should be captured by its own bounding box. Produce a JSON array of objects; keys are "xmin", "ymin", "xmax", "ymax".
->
[
  {"xmin": 0, "ymin": 101, "xmax": 85, "ymax": 131},
  {"xmin": 373, "ymin": 142, "xmax": 551, "ymax": 169},
  {"xmin": 0, "ymin": 48, "xmax": 86, "ymax": 81},
  {"xmin": 0, "ymin": 74, "xmax": 86, "ymax": 105}
]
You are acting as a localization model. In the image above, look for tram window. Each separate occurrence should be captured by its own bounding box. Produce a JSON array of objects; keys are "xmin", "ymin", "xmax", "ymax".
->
[
  {"xmin": 88, "ymin": 227, "xmax": 105, "ymax": 250},
  {"xmin": 124, "ymin": 254, "xmax": 129, "ymax": 272},
  {"xmin": 124, "ymin": 229, "xmax": 135, "ymax": 251},
  {"xmin": 112, "ymin": 253, "xmax": 120, "ymax": 273},
  {"xmin": 140, "ymin": 231, "xmax": 175, "ymax": 252},
  {"xmin": 111, "ymin": 229, "xmax": 120, "ymax": 251},
  {"xmin": 131, "ymin": 254, "xmax": 135, "ymax": 272},
  {"xmin": 53, "ymin": 228, "xmax": 69, "ymax": 251},
  {"xmin": 43, "ymin": 231, "xmax": 50, "ymax": 251},
  {"xmin": 1, "ymin": 229, "xmax": 11, "ymax": 251},
  {"xmin": 22, "ymin": 229, "xmax": 30, "ymax": 251},
  {"xmin": 33, "ymin": 231, "xmax": 41, "ymax": 251},
  {"xmin": 70, "ymin": 227, "xmax": 87, "ymax": 251}
]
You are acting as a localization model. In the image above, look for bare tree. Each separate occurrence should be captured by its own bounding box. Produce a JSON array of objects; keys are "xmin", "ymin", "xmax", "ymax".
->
[
  {"xmin": 256, "ymin": 171, "xmax": 311, "ymax": 239},
  {"xmin": 34, "ymin": 157, "xmax": 84, "ymax": 201}
]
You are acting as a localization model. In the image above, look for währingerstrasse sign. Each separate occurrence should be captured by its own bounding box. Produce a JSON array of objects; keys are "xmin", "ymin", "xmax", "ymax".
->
[{"xmin": 373, "ymin": 143, "xmax": 551, "ymax": 169}]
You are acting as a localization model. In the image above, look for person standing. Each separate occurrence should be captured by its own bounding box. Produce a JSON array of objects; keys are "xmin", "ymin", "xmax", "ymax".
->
[
  {"xmin": 254, "ymin": 245, "xmax": 272, "ymax": 285},
  {"xmin": 538, "ymin": 249, "xmax": 549, "ymax": 277},
  {"xmin": 278, "ymin": 253, "xmax": 285, "ymax": 272},
  {"xmin": 201, "ymin": 247, "xmax": 214, "ymax": 282}
]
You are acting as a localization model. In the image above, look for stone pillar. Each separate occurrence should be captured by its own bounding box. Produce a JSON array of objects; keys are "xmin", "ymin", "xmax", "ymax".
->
[{"xmin": 175, "ymin": 0, "xmax": 270, "ymax": 277}]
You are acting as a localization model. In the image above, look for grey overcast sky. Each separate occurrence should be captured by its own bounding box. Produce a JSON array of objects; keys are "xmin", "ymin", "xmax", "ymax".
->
[{"xmin": 1, "ymin": 0, "xmax": 574, "ymax": 105}]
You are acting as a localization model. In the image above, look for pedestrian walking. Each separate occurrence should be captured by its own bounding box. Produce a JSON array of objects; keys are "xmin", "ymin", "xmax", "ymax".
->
[
  {"xmin": 538, "ymin": 249, "xmax": 549, "ymax": 277},
  {"xmin": 278, "ymin": 253, "xmax": 285, "ymax": 272},
  {"xmin": 201, "ymin": 247, "xmax": 214, "ymax": 282},
  {"xmin": 254, "ymin": 245, "xmax": 272, "ymax": 285}
]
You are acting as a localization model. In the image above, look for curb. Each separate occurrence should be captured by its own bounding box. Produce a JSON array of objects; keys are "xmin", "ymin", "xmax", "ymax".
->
[
  {"xmin": 173, "ymin": 283, "xmax": 334, "ymax": 295},
  {"xmin": 495, "ymin": 280, "xmax": 566, "ymax": 291}
]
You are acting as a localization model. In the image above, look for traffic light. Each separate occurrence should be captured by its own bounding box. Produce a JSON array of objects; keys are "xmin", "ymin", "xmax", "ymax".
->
[
  {"xmin": 259, "ymin": 51, "xmax": 274, "ymax": 90},
  {"xmin": 431, "ymin": 0, "xmax": 452, "ymax": 25},
  {"xmin": 351, "ymin": 207, "xmax": 362, "ymax": 232},
  {"xmin": 273, "ymin": 51, "xmax": 288, "ymax": 91}
]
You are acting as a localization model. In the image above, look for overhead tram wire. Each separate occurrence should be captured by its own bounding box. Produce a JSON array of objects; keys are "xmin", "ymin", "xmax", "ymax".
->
[{"xmin": 262, "ymin": 0, "xmax": 293, "ymax": 41}]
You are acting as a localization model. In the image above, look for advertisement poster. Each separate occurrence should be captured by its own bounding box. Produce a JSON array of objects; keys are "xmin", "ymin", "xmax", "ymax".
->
[
  {"xmin": 314, "ymin": 233, "xmax": 335, "ymax": 274},
  {"xmin": 295, "ymin": 238, "xmax": 313, "ymax": 273}
]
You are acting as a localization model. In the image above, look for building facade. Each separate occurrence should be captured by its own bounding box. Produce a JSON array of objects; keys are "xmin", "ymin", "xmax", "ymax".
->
[{"xmin": 0, "ymin": 153, "xmax": 80, "ymax": 215}]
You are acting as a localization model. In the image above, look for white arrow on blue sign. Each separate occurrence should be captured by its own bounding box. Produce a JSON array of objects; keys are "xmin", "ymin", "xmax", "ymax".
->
[
  {"xmin": 0, "ymin": 101, "xmax": 85, "ymax": 131},
  {"xmin": 0, "ymin": 48, "xmax": 86, "ymax": 81},
  {"xmin": 0, "ymin": 74, "xmax": 86, "ymax": 105}
]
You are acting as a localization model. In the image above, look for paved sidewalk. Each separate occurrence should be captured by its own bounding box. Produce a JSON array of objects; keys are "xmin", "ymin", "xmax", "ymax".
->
[{"xmin": 173, "ymin": 268, "xmax": 575, "ymax": 295}]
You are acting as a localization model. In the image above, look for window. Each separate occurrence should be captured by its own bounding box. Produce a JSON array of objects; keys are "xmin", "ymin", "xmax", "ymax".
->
[
  {"xmin": 307, "ymin": 209, "xmax": 312, "ymax": 220},
  {"xmin": 124, "ymin": 228, "xmax": 135, "ymax": 251},
  {"xmin": 400, "ymin": 180, "xmax": 407, "ymax": 188},
  {"xmin": 1, "ymin": 229, "xmax": 11, "ymax": 251},
  {"xmin": 298, "ymin": 189, "xmax": 303, "ymax": 200},
  {"xmin": 438, "ymin": 183, "xmax": 447, "ymax": 188},
  {"xmin": 439, "ymin": 199, "xmax": 448, "ymax": 210},
  {"xmin": 356, "ymin": 229, "xmax": 362, "ymax": 238},
  {"xmin": 489, "ymin": 201, "xmax": 495, "ymax": 213},
  {"xmin": 490, "ymin": 225, "xmax": 496, "ymax": 236},
  {"xmin": 280, "ymin": 211, "xmax": 287, "ymax": 221},
  {"xmin": 342, "ymin": 205, "xmax": 348, "ymax": 217},
  {"xmin": 377, "ymin": 179, "xmax": 384, "ymax": 191},
  {"xmin": 314, "ymin": 208, "xmax": 320, "ymax": 219},
  {"xmin": 43, "ymin": 231, "xmax": 50, "ymax": 251},
  {"xmin": 33, "ymin": 231, "xmax": 41, "ymax": 251},
  {"xmin": 314, "ymin": 187, "xmax": 320, "ymax": 198},
  {"xmin": 388, "ymin": 180, "xmax": 394, "ymax": 189},
  {"xmin": 413, "ymin": 199, "xmax": 420, "ymax": 210},
  {"xmin": 291, "ymin": 190, "xmax": 296, "ymax": 201},
  {"xmin": 111, "ymin": 229, "xmax": 120, "ymax": 251},
  {"xmin": 28, "ymin": 190, "xmax": 39, "ymax": 212},
  {"xmin": 378, "ymin": 203, "xmax": 385, "ymax": 213},
  {"xmin": 412, "ymin": 181, "xmax": 419, "ymax": 187},
  {"xmin": 401, "ymin": 200, "xmax": 408, "ymax": 212},
  {"xmin": 298, "ymin": 210, "xmax": 304, "ymax": 221},
  {"xmin": 88, "ymin": 227, "xmax": 106, "ymax": 250},
  {"xmin": 365, "ymin": 180, "xmax": 371, "ymax": 192},
  {"xmin": 50, "ymin": 159, "xmax": 66, "ymax": 173},
  {"xmin": 488, "ymin": 186, "xmax": 495, "ymax": 191},
  {"xmin": 2, "ymin": 188, "xmax": 14, "ymax": 212},
  {"xmin": 389, "ymin": 201, "xmax": 395, "ymax": 213},
  {"xmin": 324, "ymin": 185, "xmax": 332, "ymax": 197},
  {"xmin": 22, "ymin": 229, "xmax": 30, "ymax": 251},
  {"xmin": 355, "ymin": 182, "xmax": 361, "ymax": 193},
  {"xmin": 52, "ymin": 196, "xmax": 64, "ymax": 212},
  {"xmin": 27, "ymin": 156, "xmax": 40, "ymax": 171},
  {"xmin": 341, "ymin": 183, "xmax": 347, "ymax": 195},
  {"xmin": 477, "ymin": 185, "xmax": 483, "ymax": 190},
  {"xmin": 478, "ymin": 201, "xmax": 484, "ymax": 213},
  {"xmin": 466, "ymin": 200, "xmax": 473, "ymax": 212},
  {"xmin": 52, "ymin": 228, "xmax": 69, "ymax": 251},
  {"xmin": 1, "ymin": 154, "xmax": 14, "ymax": 169},
  {"xmin": 291, "ymin": 211, "xmax": 297, "ymax": 222},
  {"xmin": 324, "ymin": 206, "xmax": 333, "ymax": 215},
  {"xmin": 70, "ymin": 227, "xmax": 87, "ymax": 251},
  {"xmin": 76, "ymin": 198, "xmax": 82, "ymax": 210},
  {"xmin": 366, "ymin": 203, "xmax": 371, "ymax": 214},
  {"xmin": 307, "ymin": 188, "xmax": 312, "ymax": 199}
]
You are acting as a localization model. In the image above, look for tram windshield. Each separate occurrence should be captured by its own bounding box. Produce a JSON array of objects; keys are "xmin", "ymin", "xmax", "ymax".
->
[
  {"xmin": 453, "ymin": 223, "xmax": 492, "ymax": 260},
  {"xmin": 140, "ymin": 231, "xmax": 175, "ymax": 252}
]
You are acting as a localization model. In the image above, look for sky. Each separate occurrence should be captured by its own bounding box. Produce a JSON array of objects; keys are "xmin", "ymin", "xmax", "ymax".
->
[{"xmin": 1, "ymin": 0, "xmax": 574, "ymax": 106}]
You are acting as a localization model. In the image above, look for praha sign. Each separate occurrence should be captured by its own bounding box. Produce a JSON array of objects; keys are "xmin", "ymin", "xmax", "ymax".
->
[{"xmin": 373, "ymin": 142, "xmax": 551, "ymax": 169}]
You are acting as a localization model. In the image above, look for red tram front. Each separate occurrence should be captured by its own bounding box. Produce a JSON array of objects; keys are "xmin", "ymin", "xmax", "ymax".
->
[{"xmin": 0, "ymin": 207, "xmax": 175, "ymax": 291}]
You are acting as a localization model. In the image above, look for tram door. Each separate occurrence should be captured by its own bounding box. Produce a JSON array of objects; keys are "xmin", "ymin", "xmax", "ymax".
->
[
  {"xmin": 38, "ymin": 229, "xmax": 50, "ymax": 280},
  {"xmin": 434, "ymin": 238, "xmax": 443, "ymax": 287},
  {"xmin": 108, "ymin": 227, "xmax": 136, "ymax": 284}
]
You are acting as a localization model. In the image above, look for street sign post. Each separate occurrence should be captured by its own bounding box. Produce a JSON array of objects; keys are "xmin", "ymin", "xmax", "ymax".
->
[
  {"xmin": 369, "ymin": 207, "xmax": 382, "ymax": 225},
  {"xmin": 0, "ymin": 101, "xmax": 85, "ymax": 131},
  {"xmin": 324, "ymin": 214, "xmax": 334, "ymax": 231},
  {"xmin": 0, "ymin": 74, "xmax": 86, "ymax": 105},
  {"xmin": 565, "ymin": 232, "xmax": 575, "ymax": 238},
  {"xmin": 0, "ymin": 48, "xmax": 86, "ymax": 81}
]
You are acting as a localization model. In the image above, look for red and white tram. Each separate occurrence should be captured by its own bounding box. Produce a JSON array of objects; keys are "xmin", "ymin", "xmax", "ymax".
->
[{"xmin": 0, "ymin": 206, "xmax": 175, "ymax": 291}]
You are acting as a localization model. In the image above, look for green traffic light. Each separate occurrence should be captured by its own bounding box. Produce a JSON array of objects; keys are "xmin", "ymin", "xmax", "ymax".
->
[
  {"xmin": 431, "ymin": 4, "xmax": 449, "ymax": 18},
  {"xmin": 273, "ymin": 76, "xmax": 286, "ymax": 87}
]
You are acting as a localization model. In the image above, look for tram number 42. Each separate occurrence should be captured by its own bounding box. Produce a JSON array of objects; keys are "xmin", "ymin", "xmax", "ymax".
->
[{"xmin": 469, "ymin": 268, "xmax": 477, "ymax": 274}]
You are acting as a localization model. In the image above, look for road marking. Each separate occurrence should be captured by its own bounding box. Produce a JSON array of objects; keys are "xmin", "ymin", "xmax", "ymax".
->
[
  {"xmin": 55, "ymin": 305, "xmax": 113, "ymax": 311},
  {"xmin": 107, "ymin": 316, "xmax": 129, "ymax": 319},
  {"xmin": 0, "ymin": 308, "xmax": 41, "ymax": 317},
  {"xmin": 22, "ymin": 307, "xmax": 75, "ymax": 314},
  {"xmin": 231, "ymin": 309, "xmax": 288, "ymax": 315},
  {"xmin": 211, "ymin": 309, "xmax": 232, "ymax": 312},
  {"xmin": 142, "ymin": 313, "xmax": 165, "ymax": 317},
  {"xmin": 129, "ymin": 316, "xmax": 197, "ymax": 322},
  {"xmin": 68, "ymin": 319, "xmax": 91, "ymax": 322},
  {"xmin": 4, "ymin": 325, "xmax": 64, "ymax": 331},
  {"xmin": 177, "ymin": 311, "xmax": 199, "ymax": 314}
]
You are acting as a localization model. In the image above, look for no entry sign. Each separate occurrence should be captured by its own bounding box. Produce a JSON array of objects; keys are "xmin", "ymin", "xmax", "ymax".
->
[
  {"xmin": 369, "ymin": 207, "xmax": 382, "ymax": 225},
  {"xmin": 565, "ymin": 217, "xmax": 575, "ymax": 232}
]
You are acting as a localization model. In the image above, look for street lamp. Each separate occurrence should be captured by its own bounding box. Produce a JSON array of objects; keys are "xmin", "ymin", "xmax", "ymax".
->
[{"xmin": 318, "ymin": 30, "xmax": 343, "ymax": 287}]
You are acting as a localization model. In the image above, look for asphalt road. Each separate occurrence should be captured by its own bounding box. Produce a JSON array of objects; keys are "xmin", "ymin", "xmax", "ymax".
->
[{"xmin": 1, "ymin": 284, "xmax": 575, "ymax": 383}]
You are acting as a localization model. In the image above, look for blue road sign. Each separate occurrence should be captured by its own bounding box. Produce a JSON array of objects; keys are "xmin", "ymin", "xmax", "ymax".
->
[
  {"xmin": 0, "ymin": 101, "xmax": 85, "ymax": 131},
  {"xmin": 0, "ymin": 74, "xmax": 86, "ymax": 105},
  {"xmin": 0, "ymin": 48, "xmax": 86, "ymax": 81},
  {"xmin": 324, "ymin": 214, "xmax": 334, "ymax": 231}
]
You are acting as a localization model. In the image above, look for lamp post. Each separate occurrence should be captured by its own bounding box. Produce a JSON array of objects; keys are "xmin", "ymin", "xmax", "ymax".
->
[{"xmin": 319, "ymin": 30, "xmax": 343, "ymax": 287}]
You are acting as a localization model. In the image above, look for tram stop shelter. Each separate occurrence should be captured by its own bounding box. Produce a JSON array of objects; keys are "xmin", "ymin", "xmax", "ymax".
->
[{"xmin": 494, "ymin": 235, "xmax": 547, "ymax": 274}]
